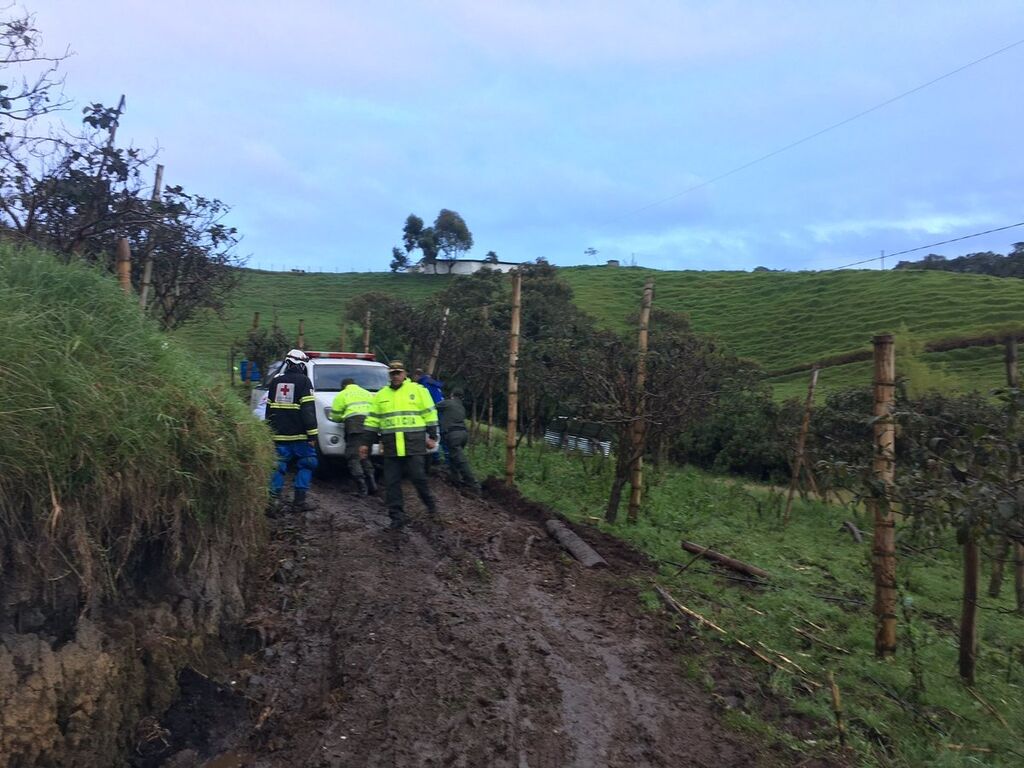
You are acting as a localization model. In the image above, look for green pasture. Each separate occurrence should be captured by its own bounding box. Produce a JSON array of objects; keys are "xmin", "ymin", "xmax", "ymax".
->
[
  {"xmin": 176, "ymin": 265, "xmax": 1024, "ymax": 400},
  {"xmin": 173, "ymin": 269, "xmax": 448, "ymax": 375},
  {"xmin": 468, "ymin": 437, "xmax": 1024, "ymax": 767}
]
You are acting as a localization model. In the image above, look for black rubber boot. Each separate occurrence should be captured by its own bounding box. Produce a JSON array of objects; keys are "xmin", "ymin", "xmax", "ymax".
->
[
  {"xmin": 292, "ymin": 489, "xmax": 318, "ymax": 512},
  {"xmin": 354, "ymin": 477, "xmax": 368, "ymax": 497},
  {"xmin": 365, "ymin": 472, "xmax": 377, "ymax": 495}
]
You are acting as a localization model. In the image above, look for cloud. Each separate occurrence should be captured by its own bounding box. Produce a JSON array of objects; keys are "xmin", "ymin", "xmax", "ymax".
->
[{"xmin": 805, "ymin": 213, "xmax": 996, "ymax": 244}]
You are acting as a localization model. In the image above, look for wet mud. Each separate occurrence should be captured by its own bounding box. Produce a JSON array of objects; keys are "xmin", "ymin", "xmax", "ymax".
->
[{"xmin": 145, "ymin": 474, "xmax": 845, "ymax": 768}]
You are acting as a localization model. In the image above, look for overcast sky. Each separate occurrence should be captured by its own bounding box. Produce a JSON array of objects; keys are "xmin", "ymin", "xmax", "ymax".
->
[{"xmin": 25, "ymin": 1, "xmax": 1024, "ymax": 272}]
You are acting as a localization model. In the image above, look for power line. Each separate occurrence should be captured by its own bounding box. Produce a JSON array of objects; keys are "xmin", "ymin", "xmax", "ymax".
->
[
  {"xmin": 822, "ymin": 220, "xmax": 1024, "ymax": 272},
  {"xmin": 624, "ymin": 37, "xmax": 1024, "ymax": 219}
]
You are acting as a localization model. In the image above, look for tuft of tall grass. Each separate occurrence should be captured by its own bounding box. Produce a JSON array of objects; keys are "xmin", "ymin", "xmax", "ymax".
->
[{"xmin": 0, "ymin": 246, "xmax": 274, "ymax": 620}]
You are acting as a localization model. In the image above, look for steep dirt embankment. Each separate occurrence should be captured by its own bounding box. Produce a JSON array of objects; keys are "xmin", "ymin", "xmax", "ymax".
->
[
  {"xmin": 0, "ymin": 249, "xmax": 273, "ymax": 767},
  {"xmin": 143, "ymin": 477, "xmax": 845, "ymax": 768},
  {"xmin": 1, "ymin": 527, "xmax": 254, "ymax": 766}
]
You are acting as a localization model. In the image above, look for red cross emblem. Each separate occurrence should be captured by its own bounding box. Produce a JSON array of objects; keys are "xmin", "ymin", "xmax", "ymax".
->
[{"xmin": 280, "ymin": 384, "xmax": 291, "ymax": 397}]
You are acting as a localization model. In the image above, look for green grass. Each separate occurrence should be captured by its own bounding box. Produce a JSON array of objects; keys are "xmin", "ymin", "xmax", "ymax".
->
[
  {"xmin": 469, "ymin": 437, "xmax": 1024, "ymax": 766},
  {"xmin": 0, "ymin": 247, "xmax": 274, "ymax": 604},
  {"xmin": 173, "ymin": 269, "xmax": 448, "ymax": 373},
  {"xmin": 178, "ymin": 265, "xmax": 1024, "ymax": 401}
]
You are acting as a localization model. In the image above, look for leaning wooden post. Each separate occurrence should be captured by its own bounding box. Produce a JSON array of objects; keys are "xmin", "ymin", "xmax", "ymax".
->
[
  {"xmin": 1007, "ymin": 338, "xmax": 1024, "ymax": 613},
  {"xmin": 627, "ymin": 278, "xmax": 654, "ymax": 523},
  {"xmin": 505, "ymin": 270, "xmax": 522, "ymax": 485},
  {"xmin": 251, "ymin": 311, "xmax": 260, "ymax": 330},
  {"xmin": 138, "ymin": 163, "xmax": 164, "ymax": 310},
  {"xmin": 296, "ymin": 319, "xmax": 305, "ymax": 349},
  {"xmin": 784, "ymin": 365, "xmax": 820, "ymax": 524},
  {"xmin": 363, "ymin": 310, "xmax": 371, "ymax": 354},
  {"xmin": 869, "ymin": 333, "xmax": 897, "ymax": 658},
  {"xmin": 116, "ymin": 237, "xmax": 132, "ymax": 294},
  {"xmin": 425, "ymin": 306, "xmax": 450, "ymax": 376},
  {"xmin": 988, "ymin": 338, "xmax": 1023, "ymax": 606},
  {"xmin": 960, "ymin": 532, "xmax": 980, "ymax": 683}
]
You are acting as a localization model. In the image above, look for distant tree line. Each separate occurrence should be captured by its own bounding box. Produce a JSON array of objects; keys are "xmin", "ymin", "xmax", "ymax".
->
[
  {"xmin": 0, "ymin": 9, "xmax": 243, "ymax": 329},
  {"xmin": 894, "ymin": 243, "xmax": 1024, "ymax": 279}
]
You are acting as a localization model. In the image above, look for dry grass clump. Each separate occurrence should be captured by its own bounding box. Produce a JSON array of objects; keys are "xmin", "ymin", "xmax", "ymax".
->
[{"xmin": 0, "ymin": 247, "xmax": 274, "ymax": 624}]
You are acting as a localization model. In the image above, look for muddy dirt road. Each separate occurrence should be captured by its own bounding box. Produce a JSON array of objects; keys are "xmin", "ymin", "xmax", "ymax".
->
[{"xmin": 146, "ymin": 476, "xmax": 838, "ymax": 768}]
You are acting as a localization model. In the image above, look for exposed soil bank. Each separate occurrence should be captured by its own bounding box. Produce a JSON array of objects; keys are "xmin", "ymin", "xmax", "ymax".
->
[
  {"xmin": 146, "ymin": 476, "xmax": 846, "ymax": 768},
  {"xmin": 1, "ymin": 526, "xmax": 255, "ymax": 767}
]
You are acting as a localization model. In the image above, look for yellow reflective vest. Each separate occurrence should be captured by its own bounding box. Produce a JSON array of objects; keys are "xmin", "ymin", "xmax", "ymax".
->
[
  {"xmin": 364, "ymin": 379, "xmax": 438, "ymax": 457},
  {"xmin": 329, "ymin": 383, "xmax": 373, "ymax": 431}
]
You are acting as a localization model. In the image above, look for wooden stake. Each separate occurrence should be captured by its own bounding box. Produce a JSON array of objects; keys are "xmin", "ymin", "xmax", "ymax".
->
[
  {"xmin": 251, "ymin": 311, "xmax": 260, "ymax": 330},
  {"xmin": 138, "ymin": 163, "xmax": 164, "ymax": 310},
  {"xmin": 869, "ymin": 334, "xmax": 897, "ymax": 658},
  {"xmin": 116, "ymin": 237, "xmax": 132, "ymax": 294},
  {"xmin": 628, "ymin": 278, "xmax": 654, "ymax": 523},
  {"xmin": 363, "ymin": 310, "xmax": 371, "ymax": 354},
  {"xmin": 1007, "ymin": 338, "xmax": 1024, "ymax": 614},
  {"xmin": 425, "ymin": 306, "xmax": 450, "ymax": 377},
  {"xmin": 784, "ymin": 365, "xmax": 819, "ymax": 523},
  {"xmin": 959, "ymin": 537, "xmax": 979, "ymax": 684},
  {"xmin": 338, "ymin": 315, "xmax": 346, "ymax": 352},
  {"xmin": 486, "ymin": 382, "xmax": 494, "ymax": 446},
  {"xmin": 296, "ymin": 318, "xmax": 305, "ymax": 349},
  {"xmin": 828, "ymin": 671, "xmax": 848, "ymax": 749},
  {"xmin": 505, "ymin": 270, "xmax": 522, "ymax": 485}
]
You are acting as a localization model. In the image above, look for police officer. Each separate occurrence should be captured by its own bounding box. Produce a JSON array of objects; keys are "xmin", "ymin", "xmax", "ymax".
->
[
  {"xmin": 436, "ymin": 388, "xmax": 481, "ymax": 496},
  {"xmin": 266, "ymin": 349, "xmax": 319, "ymax": 512},
  {"xmin": 360, "ymin": 360, "xmax": 439, "ymax": 529},
  {"xmin": 329, "ymin": 377, "xmax": 377, "ymax": 496}
]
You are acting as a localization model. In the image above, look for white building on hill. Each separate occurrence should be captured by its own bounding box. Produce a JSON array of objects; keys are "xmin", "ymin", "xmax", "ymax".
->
[{"xmin": 413, "ymin": 258, "xmax": 520, "ymax": 275}]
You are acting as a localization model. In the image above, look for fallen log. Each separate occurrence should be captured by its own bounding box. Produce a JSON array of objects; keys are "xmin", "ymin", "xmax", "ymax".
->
[
  {"xmin": 680, "ymin": 540, "xmax": 770, "ymax": 580},
  {"xmin": 545, "ymin": 519, "xmax": 607, "ymax": 568},
  {"xmin": 840, "ymin": 521, "xmax": 864, "ymax": 543}
]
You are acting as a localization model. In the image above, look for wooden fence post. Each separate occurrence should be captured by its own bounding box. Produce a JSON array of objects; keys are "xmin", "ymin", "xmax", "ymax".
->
[
  {"xmin": 251, "ymin": 311, "xmax": 260, "ymax": 330},
  {"xmin": 960, "ymin": 537, "xmax": 980, "ymax": 683},
  {"xmin": 784, "ymin": 365, "xmax": 820, "ymax": 524},
  {"xmin": 869, "ymin": 333, "xmax": 897, "ymax": 658},
  {"xmin": 988, "ymin": 337, "xmax": 1023, "ymax": 607},
  {"xmin": 296, "ymin": 319, "xmax": 305, "ymax": 349},
  {"xmin": 339, "ymin": 316, "xmax": 346, "ymax": 352},
  {"xmin": 627, "ymin": 278, "xmax": 654, "ymax": 523},
  {"xmin": 116, "ymin": 237, "xmax": 132, "ymax": 294},
  {"xmin": 426, "ymin": 306, "xmax": 450, "ymax": 376},
  {"xmin": 505, "ymin": 271, "xmax": 522, "ymax": 485},
  {"xmin": 363, "ymin": 310, "xmax": 371, "ymax": 354},
  {"xmin": 138, "ymin": 163, "xmax": 164, "ymax": 310}
]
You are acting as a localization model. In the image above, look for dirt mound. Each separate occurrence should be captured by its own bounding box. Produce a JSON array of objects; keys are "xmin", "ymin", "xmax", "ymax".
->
[{"xmin": 149, "ymin": 476, "xmax": 846, "ymax": 768}]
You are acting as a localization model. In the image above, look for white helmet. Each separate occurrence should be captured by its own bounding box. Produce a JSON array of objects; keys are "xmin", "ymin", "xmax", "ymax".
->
[{"xmin": 284, "ymin": 348, "xmax": 309, "ymax": 371}]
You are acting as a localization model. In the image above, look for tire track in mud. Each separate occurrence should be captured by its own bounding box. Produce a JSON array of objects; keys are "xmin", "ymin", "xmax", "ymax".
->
[{"xmin": 155, "ymin": 477, "xmax": 840, "ymax": 768}]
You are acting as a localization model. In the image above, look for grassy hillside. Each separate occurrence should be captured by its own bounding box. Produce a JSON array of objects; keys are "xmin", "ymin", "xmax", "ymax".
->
[
  {"xmin": 559, "ymin": 265, "xmax": 1024, "ymax": 387},
  {"xmin": 176, "ymin": 266, "xmax": 1024, "ymax": 398},
  {"xmin": 174, "ymin": 269, "xmax": 449, "ymax": 374}
]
